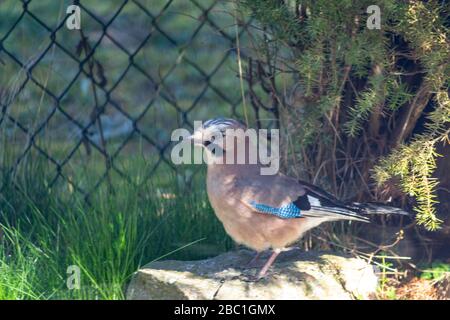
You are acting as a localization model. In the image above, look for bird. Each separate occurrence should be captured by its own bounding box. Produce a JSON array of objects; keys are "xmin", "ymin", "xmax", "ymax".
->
[{"xmin": 187, "ymin": 117, "xmax": 408, "ymax": 280}]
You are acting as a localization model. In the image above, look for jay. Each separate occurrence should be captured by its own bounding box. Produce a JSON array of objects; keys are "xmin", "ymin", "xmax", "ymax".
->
[{"xmin": 188, "ymin": 118, "xmax": 408, "ymax": 280}]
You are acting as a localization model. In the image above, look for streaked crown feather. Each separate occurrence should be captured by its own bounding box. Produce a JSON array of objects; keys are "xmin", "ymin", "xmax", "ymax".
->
[{"xmin": 203, "ymin": 118, "xmax": 246, "ymax": 131}]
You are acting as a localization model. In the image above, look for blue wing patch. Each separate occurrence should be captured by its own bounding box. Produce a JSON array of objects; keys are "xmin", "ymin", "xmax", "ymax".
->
[{"xmin": 249, "ymin": 201, "xmax": 302, "ymax": 219}]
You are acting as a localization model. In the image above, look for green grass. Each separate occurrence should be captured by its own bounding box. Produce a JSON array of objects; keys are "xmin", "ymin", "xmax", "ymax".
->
[{"xmin": 0, "ymin": 150, "xmax": 232, "ymax": 300}]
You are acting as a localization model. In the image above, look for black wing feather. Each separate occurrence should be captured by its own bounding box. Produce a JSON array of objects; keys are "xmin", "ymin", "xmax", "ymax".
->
[{"xmin": 296, "ymin": 179, "xmax": 368, "ymax": 222}]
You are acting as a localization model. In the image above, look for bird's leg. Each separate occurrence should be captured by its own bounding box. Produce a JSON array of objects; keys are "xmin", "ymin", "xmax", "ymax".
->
[
  {"xmin": 246, "ymin": 251, "xmax": 262, "ymax": 268},
  {"xmin": 256, "ymin": 249, "xmax": 281, "ymax": 279}
]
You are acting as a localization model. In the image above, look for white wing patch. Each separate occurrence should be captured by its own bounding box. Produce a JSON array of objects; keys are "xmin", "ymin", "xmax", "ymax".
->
[{"xmin": 307, "ymin": 195, "xmax": 321, "ymax": 206}]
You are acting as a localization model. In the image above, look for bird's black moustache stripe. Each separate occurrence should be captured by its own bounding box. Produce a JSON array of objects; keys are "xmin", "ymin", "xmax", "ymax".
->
[
  {"xmin": 203, "ymin": 140, "xmax": 212, "ymax": 147},
  {"xmin": 203, "ymin": 140, "xmax": 225, "ymax": 155}
]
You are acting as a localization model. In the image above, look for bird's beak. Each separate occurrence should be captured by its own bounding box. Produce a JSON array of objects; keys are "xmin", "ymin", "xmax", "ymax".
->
[{"xmin": 186, "ymin": 132, "xmax": 204, "ymax": 146}]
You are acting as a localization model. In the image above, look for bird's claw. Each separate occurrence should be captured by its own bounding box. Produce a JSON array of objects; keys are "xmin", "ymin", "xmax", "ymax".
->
[
  {"xmin": 244, "ymin": 272, "xmax": 268, "ymax": 282},
  {"xmin": 244, "ymin": 275, "xmax": 261, "ymax": 282}
]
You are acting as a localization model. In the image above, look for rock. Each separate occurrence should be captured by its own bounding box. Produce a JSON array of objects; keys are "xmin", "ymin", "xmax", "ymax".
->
[
  {"xmin": 435, "ymin": 275, "xmax": 450, "ymax": 299},
  {"xmin": 126, "ymin": 249, "xmax": 378, "ymax": 300}
]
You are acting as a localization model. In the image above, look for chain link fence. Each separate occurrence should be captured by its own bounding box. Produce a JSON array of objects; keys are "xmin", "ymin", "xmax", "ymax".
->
[{"xmin": 0, "ymin": 0, "xmax": 271, "ymax": 200}]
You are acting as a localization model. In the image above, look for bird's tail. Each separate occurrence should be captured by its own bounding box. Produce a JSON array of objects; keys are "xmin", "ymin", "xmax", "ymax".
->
[
  {"xmin": 350, "ymin": 202, "xmax": 409, "ymax": 217},
  {"xmin": 298, "ymin": 181, "xmax": 409, "ymax": 223},
  {"xmin": 306, "ymin": 202, "xmax": 409, "ymax": 223}
]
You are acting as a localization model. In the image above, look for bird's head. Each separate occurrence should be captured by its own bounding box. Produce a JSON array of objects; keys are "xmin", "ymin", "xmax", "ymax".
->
[{"xmin": 188, "ymin": 118, "xmax": 248, "ymax": 160}]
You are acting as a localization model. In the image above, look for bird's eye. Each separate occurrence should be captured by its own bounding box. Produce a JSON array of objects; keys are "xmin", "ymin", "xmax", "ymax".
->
[{"xmin": 203, "ymin": 140, "xmax": 211, "ymax": 147}]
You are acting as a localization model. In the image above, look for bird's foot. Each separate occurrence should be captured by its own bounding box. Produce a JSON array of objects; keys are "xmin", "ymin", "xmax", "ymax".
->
[
  {"xmin": 245, "ymin": 273, "xmax": 265, "ymax": 282},
  {"xmin": 245, "ymin": 268, "xmax": 273, "ymax": 282},
  {"xmin": 243, "ymin": 267, "xmax": 270, "ymax": 282}
]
